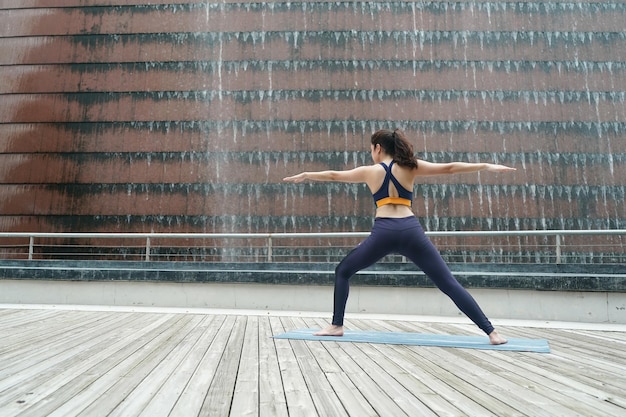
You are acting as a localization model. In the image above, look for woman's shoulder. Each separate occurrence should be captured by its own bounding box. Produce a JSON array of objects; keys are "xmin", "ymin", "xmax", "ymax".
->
[{"xmin": 391, "ymin": 160, "xmax": 419, "ymax": 175}]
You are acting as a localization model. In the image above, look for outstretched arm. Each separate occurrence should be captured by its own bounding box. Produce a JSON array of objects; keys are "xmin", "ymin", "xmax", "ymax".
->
[
  {"xmin": 415, "ymin": 160, "xmax": 516, "ymax": 177},
  {"xmin": 283, "ymin": 166, "xmax": 372, "ymax": 183}
]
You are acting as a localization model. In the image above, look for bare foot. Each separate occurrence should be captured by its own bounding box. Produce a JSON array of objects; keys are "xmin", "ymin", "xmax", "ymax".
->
[
  {"xmin": 313, "ymin": 325, "xmax": 344, "ymax": 336},
  {"xmin": 489, "ymin": 330, "xmax": 508, "ymax": 345}
]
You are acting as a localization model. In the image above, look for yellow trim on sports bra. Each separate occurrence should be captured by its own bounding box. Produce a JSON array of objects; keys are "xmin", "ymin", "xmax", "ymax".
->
[{"xmin": 375, "ymin": 197, "xmax": 412, "ymax": 208}]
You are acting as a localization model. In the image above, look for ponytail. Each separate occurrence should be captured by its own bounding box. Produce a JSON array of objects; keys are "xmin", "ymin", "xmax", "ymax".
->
[{"xmin": 371, "ymin": 129, "xmax": 418, "ymax": 169}]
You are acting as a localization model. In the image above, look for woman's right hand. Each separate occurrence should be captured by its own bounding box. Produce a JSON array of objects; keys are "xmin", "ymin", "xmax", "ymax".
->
[{"xmin": 484, "ymin": 164, "xmax": 517, "ymax": 173}]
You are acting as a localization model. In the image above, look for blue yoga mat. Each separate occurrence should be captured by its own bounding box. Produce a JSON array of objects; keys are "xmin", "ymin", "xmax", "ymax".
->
[{"xmin": 274, "ymin": 329, "xmax": 550, "ymax": 353}]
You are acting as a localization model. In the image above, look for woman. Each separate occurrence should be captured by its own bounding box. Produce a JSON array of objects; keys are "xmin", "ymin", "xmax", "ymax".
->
[{"xmin": 283, "ymin": 129, "xmax": 515, "ymax": 345}]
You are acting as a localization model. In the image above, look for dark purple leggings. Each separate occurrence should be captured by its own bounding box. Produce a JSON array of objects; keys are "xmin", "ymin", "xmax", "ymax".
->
[{"xmin": 332, "ymin": 216, "xmax": 495, "ymax": 335}]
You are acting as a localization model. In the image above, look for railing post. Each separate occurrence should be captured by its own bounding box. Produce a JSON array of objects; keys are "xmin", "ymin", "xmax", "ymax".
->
[
  {"xmin": 268, "ymin": 236, "xmax": 273, "ymax": 262},
  {"xmin": 28, "ymin": 236, "xmax": 34, "ymax": 260},
  {"xmin": 555, "ymin": 234, "xmax": 562, "ymax": 264},
  {"xmin": 145, "ymin": 237, "xmax": 151, "ymax": 261}
]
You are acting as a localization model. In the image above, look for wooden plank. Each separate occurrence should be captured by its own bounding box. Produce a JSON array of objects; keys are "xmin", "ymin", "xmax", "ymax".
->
[
  {"xmin": 12, "ymin": 313, "xmax": 181, "ymax": 417},
  {"xmin": 282, "ymin": 317, "xmax": 348, "ymax": 417},
  {"xmin": 337, "ymin": 343, "xmax": 461, "ymax": 416},
  {"xmin": 0, "ymin": 310, "xmax": 124, "ymax": 348},
  {"xmin": 507, "ymin": 326, "xmax": 626, "ymax": 363},
  {"xmin": 0, "ymin": 312, "xmax": 153, "ymax": 413},
  {"xmin": 1, "ymin": 308, "xmax": 625, "ymax": 417},
  {"xmin": 230, "ymin": 315, "xmax": 260, "ymax": 417},
  {"xmin": 107, "ymin": 314, "xmax": 212, "ymax": 417},
  {"xmin": 563, "ymin": 328, "xmax": 626, "ymax": 344},
  {"xmin": 270, "ymin": 316, "xmax": 317, "ymax": 417},
  {"xmin": 0, "ymin": 308, "xmax": 56, "ymax": 331},
  {"xmin": 438, "ymin": 322, "xmax": 626, "ymax": 412},
  {"xmin": 167, "ymin": 315, "xmax": 234, "ymax": 416},
  {"xmin": 406, "ymin": 343, "xmax": 574, "ymax": 417},
  {"xmin": 0, "ymin": 311, "xmax": 144, "ymax": 397},
  {"xmin": 506, "ymin": 326, "xmax": 626, "ymax": 393},
  {"xmin": 134, "ymin": 315, "xmax": 222, "ymax": 417},
  {"xmin": 199, "ymin": 315, "xmax": 247, "ymax": 417},
  {"xmin": 73, "ymin": 314, "xmax": 200, "ymax": 417},
  {"xmin": 258, "ymin": 316, "xmax": 289, "ymax": 417},
  {"xmin": 351, "ymin": 319, "xmax": 527, "ymax": 417},
  {"xmin": 324, "ymin": 373, "xmax": 379, "ymax": 417},
  {"xmin": 303, "ymin": 317, "xmax": 413, "ymax": 417},
  {"xmin": 2, "ymin": 325, "xmax": 135, "ymax": 413},
  {"xmin": 0, "ymin": 310, "xmax": 119, "ymax": 360},
  {"xmin": 299, "ymin": 318, "xmax": 393, "ymax": 417},
  {"xmin": 499, "ymin": 328, "xmax": 626, "ymax": 409},
  {"xmin": 533, "ymin": 327, "xmax": 626, "ymax": 365},
  {"xmin": 461, "ymin": 348, "xmax": 626, "ymax": 417}
]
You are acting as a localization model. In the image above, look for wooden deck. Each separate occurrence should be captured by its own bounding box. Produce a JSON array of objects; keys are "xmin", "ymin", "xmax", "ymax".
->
[{"xmin": 1, "ymin": 306, "xmax": 625, "ymax": 417}]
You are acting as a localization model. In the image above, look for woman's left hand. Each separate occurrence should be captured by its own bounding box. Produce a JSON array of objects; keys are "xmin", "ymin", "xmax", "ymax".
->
[{"xmin": 283, "ymin": 173, "xmax": 307, "ymax": 182}]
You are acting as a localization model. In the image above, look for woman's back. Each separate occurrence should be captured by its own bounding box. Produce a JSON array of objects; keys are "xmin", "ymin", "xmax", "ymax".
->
[{"xmin": 368, "ymin": 160, "xmax": 416, "ymax": 218}]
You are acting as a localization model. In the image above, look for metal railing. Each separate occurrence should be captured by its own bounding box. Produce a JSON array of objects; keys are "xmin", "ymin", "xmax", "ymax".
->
[{"xmin": 0, "ymin": 230, "xmax": 624, "ymax": 264}]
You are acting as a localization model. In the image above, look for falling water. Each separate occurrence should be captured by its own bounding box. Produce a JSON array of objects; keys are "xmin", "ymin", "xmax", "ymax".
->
[{"xmin": 1, "ymin": 1, "xmax": 625, "ymax": 263}]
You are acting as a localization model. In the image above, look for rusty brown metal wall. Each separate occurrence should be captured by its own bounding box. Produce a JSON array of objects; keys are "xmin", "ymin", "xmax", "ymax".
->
[{"xmin": 0, "ymin": 1, "xmax": 625, "ymax": 238}]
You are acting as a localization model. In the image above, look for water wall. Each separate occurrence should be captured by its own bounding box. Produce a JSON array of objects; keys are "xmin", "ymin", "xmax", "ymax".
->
[{"xmin": 0, "ymin": 1, "xmax": 624, "ymax": 258}]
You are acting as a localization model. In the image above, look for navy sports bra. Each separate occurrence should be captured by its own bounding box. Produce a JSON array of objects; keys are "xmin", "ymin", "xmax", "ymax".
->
[{"xmin": 371, "ymin": 161, "xmax": 413, "ymax": 208}]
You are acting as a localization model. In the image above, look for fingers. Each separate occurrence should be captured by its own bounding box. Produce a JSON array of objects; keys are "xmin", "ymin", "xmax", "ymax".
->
[
  {"xmin": 283, "ymin": 175, "xmax": 302, "ymax": 182},
  {"xmin": 488, "ymin": 164, "xmax": 516, "ymax": 172}
]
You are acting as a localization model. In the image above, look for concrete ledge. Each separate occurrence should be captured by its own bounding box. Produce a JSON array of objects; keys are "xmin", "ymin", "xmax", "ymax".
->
[
  {"xmin": 1, "ymin": 260, "xmax": 625, "ymax": 323},
  {"xmin": 0, "ymin": 260, "xmax": 624, "ymax": 292},
  {"xmin": 1, "ymin": 279, "xmax": 625, "ymax": 324}
]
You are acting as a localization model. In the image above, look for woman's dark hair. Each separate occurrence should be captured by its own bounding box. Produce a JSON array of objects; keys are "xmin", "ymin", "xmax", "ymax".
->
[{"xmin": 370, "ymin": 129, "xmax": 418, "ymax": 169}]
